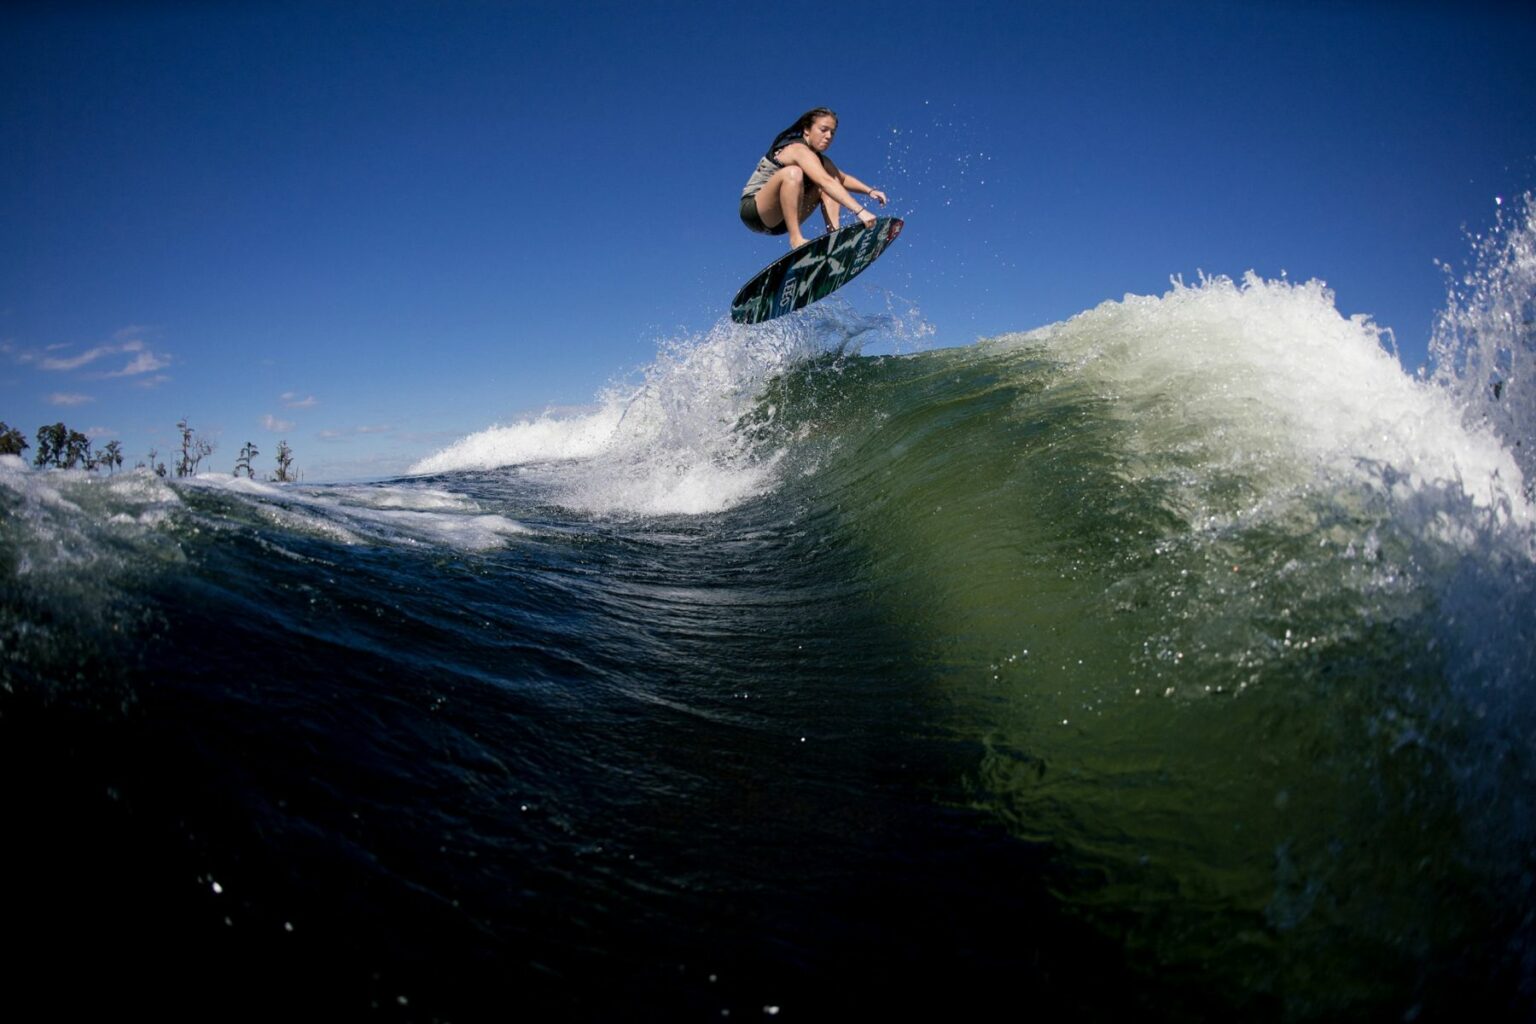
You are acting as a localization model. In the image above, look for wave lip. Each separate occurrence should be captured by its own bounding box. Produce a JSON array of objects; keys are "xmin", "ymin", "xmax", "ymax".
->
[
  {"xmin": 410, "ymin": 302, "xmax": 916, "ymax": 516},
  {"xmin": 408, "ymin": 404, "xmax": 623, "ymax": 476},
  {"xmin": 1020, "ymin": 270, "xmax": 1530, "ymax": 528}
]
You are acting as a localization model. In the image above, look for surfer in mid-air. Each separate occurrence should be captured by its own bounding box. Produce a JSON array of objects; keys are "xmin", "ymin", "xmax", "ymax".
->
[{"xmin": 740, "ymin": 108, "xmax": 888, "ymax": 250}]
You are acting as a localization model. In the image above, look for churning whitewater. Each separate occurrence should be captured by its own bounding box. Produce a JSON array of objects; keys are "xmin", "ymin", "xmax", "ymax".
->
[{"xmin": 3, "ymin": 198, "xmax": 1533, "ymax": 1022}]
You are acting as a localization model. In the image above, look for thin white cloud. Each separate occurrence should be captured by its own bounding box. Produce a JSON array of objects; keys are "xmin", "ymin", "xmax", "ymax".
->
[
  {"xmin": 263, "ymin": 414, "xmax": 295, "ymax": 432},
  {"xmin": 47, "ymin": 392, "xmax": 94, "ymax": 406},
  {"xmin": 27, "ymin": 335, "xmax": 170, "ymax": 379},
  {"xmin": 40, "ymin": 343, "xmax": 123, "ymax": 371},
  {"xmin": 281, "ymin": 392, "xmax": 318, "ymax": 409},
  {"xmin": 107, "ymin": 348, "xmax": 171, "ymax": 377}
]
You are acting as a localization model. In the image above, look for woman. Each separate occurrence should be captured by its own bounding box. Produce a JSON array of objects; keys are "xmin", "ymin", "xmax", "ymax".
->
[{"xmin": 740, "ymin": 108, "xmax": 888, "ymax": 250}]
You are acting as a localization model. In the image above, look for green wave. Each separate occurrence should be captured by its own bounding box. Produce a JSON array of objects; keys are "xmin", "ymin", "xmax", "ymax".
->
[{"xmin": 741, "ymin": 277, "xmax": 1536, "ymax": 1019}]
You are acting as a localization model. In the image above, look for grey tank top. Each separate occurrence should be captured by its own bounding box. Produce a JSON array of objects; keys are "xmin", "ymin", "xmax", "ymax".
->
[
  {"xmin": 741, "ymin": 127, "xmax": 826, "ymax": 200},
  {"xmin": 741, "ymin": 156, "xmax": 781, "ymax": 200}
]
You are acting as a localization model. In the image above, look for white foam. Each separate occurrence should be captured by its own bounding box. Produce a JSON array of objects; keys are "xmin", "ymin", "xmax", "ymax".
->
[
  {"xmin": 294, "ymin": 496, "xmax": 529, "ymax": 551},
  {"xmin": 335, "ymin": 486, "xmax": 479, "ymax": 512},
  {"xmin": 1004, "ymin": 271, "xmax": 1531, "ymax": 534},
  {"xmin": 409, "ymin": 303, "xmax": 904, "ymax": 517},
  {"xmin": 0, "ymin": 462, "xmax": 187, "ymax": 579},
  {"xmin": 409, "ymin": 405, "xmax": 624, "ymax": 475},
  {"xmin": 255, "ymin": 500, "xmax": 527, "ymax": 551},
  {"xmin": 1, "ymin": 456, "xmax": 85, "ymax": 516},
  {"xmin": 177, "ymin": 474, "xmax": 533, "ymax": 551}
]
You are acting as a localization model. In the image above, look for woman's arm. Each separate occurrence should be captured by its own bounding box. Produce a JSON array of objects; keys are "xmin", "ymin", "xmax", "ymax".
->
[
  {"xmin": 837, "ymin": 170, "xmax": 887, "ymax": 209},
  {"xmin": 776, "ymin": 143, "xmax": 869, "ymax": 217}
]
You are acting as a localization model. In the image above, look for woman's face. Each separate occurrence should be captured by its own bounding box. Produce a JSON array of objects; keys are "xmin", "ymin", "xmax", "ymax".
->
[{"xmin": 802, "ymin": 115, "xmax": 838, "ymax": 153}]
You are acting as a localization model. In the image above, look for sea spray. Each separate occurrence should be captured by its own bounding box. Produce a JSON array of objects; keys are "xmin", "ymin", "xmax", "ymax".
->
[
  {"xmin": 1431, "ymin": 190, "xmax": 1536, "ymax": 494},
  {"xmin": 1421, "ymin": 193, "xmax": 1536, "ymax": 999},
  {"xmin": 411, "ymin": 298, "xmax": 928, "ymax": 515}
]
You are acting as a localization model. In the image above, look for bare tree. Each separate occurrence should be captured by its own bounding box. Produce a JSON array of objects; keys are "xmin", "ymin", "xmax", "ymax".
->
[
  {"xmin": 273, "ymin": 439, "xmax": 296, "ymax": 482},
  {"xmin": 175, "ymin": 417, "xmax": 215, "ymax": 477},
  {"xmin": 235, "ymin": 441, "xmax": 259, "ymax": 478}
]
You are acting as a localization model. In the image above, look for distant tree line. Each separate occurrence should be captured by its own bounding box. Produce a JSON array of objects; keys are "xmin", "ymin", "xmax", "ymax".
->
[{"xmin": 0, "ymin": 417, "xmax": 298, "ymax": 481}]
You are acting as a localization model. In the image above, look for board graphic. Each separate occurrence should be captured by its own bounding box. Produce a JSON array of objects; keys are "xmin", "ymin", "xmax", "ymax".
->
[{"xmin": 731, "ymin": 216, "xmax": 904, "ymax": 324}]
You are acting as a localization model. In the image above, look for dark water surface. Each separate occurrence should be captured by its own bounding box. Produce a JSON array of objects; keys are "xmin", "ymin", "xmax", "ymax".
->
[{"xmin": 5, "ymin": 266, "xmax": 1535, "ymax": 1021}]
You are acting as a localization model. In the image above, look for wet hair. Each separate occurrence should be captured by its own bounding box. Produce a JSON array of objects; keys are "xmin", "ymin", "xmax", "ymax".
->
[{"xmin": 787, "ymin": 107, "xmax": 838, "ymax": 136}]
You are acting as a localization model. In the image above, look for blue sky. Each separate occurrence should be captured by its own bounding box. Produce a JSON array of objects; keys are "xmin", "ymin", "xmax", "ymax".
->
[{"xmin": 4, "ymin": 0, "xmax": 1534, "ymax": 480}]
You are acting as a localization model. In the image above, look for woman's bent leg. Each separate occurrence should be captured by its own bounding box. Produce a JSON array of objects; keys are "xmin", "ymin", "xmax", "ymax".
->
[{"xmin": 754, "ymin": 166, "xmax": 810, "ymax": 247}]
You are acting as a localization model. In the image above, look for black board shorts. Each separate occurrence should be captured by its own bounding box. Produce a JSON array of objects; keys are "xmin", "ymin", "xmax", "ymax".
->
[{"xmin": 740, "ymin": 193, "xmax": 788, "ymax": 236}]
